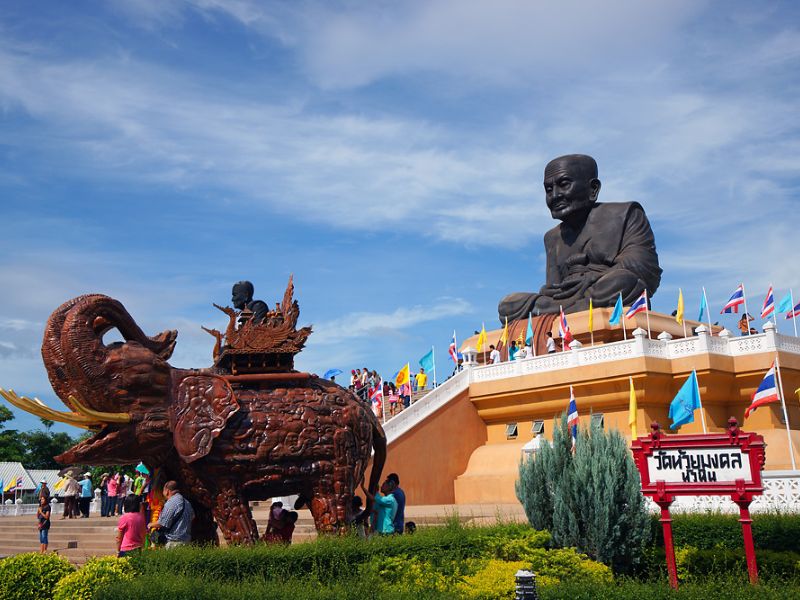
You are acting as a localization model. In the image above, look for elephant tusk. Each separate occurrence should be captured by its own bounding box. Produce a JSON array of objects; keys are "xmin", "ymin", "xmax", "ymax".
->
[
  {"xmin": 0, "ymin": 388, "xmax": 93, "ymax": 429},
  {"xmin": 68, "ymin": 394, "xmax": 131, "ymax": 424}
]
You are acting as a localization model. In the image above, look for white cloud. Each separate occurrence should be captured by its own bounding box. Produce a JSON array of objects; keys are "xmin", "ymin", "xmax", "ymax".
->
[{"xmin": 312, "ymin": 297, "xmax": 472, "ymax": 345}]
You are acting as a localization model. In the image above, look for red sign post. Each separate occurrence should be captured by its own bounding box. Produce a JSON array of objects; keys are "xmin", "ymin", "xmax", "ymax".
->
[{"xmin": 631, "ymin": 418, "xmax": 766, "ymax": 589}]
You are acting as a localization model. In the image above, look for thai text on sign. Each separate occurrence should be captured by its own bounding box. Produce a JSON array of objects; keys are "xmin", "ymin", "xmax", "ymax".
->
[{"xmin": 647, "ymin": 448, "xmax": 752, "ymax": 483}]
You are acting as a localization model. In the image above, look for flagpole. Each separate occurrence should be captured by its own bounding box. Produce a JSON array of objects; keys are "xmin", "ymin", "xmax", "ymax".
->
[
  {"xmin": 680, "ymin": 288, "xmax": 687, "ymax": 338},
  {"xmin": 742, "ymin": 283, "xmax": 752, "ymax": 336},
  {"xmin": 792, "ymin": 289, "xmax": 798, "ymax": 338},
  {"xmin": 774, "ymin": 354, "xmax": 797, "ymax": 470},
  {"xmin": 771, "ymin": 285, "xmax": 778, "ymax": 330},
  {"xmin": 454, "ymin": 329, "xmax": 459, "ymax": 369},
  {"xmin": 381, "ymin": 378, "xmax": 386, "ymax": 424},
  {"xmin": 697, "ymin": 372, "xmax": 708, "ymax": 434},
  {"xmin": 431, "ymin": 345, "xmax": 437, "ymax": 389},
  {"xmin": 529, "ymin": 312, "xmax": 536, "ymax": 357},
  {"xmin": 620, "ymin": 293, "xmax": 627, "ymax": 341},
  {"xmin": 645, "ymin": 290, "xmax": 652, "ymax": 339},
  {"xmin": 703, "ymin": 287, "xmax": 712, "ymax": 334},
  {"xmin": 482, "ymin": 322, "xmax": 486, "ymax": 364}
]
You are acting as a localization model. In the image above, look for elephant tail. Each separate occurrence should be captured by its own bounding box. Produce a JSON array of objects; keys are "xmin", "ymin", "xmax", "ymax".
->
[{"xmin": 367, "ymin": 415, "xmax": 387, "ymax": 497}]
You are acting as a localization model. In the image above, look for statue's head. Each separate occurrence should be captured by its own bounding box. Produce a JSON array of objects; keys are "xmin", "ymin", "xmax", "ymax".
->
[
  {"xmin": 232, "ymin": 281, "xmax": 254, "ymax": 310},
  {"xmin": 543, "ymin": 154, "xmax": 601, "ymax": 224}
]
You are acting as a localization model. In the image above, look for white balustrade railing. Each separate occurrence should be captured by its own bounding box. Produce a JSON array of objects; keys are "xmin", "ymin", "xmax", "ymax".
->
[
  {"xmin": 647, "ymin": 470, "xmax": 800, "ymax": 514},
  {"xmin": 382, "ymin": 323, "xmax": 800, "ymax": 444},
  {"xmin": 383, "ymin": 369, "xmax": 469, "ymax": 442},
  {"xmin": 468, "ymin": 324, "xmax": 800, "ymax": 385}
]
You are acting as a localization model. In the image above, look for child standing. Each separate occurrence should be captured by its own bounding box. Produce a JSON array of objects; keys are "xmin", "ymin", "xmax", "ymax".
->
[{"xmin": 37, "ymin": 495, "xmax": 51, "ymax": 553}]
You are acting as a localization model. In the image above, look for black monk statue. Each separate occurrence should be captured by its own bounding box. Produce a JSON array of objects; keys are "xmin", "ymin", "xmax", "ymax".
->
[{"xmin": 499, "ymin": 154, "xmax": 661, "ymax": 322}]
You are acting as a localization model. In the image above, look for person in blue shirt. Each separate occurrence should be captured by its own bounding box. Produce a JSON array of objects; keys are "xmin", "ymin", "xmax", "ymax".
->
[
  {"xmin": 78, "ymin": 473, "xmax": 93, "ymax": 518},
  {"xmin": 386, "ymin": 473, "xmax": 406, "ymax": 534},
  {"xmin": 361, "ymin": 481, "xmax": 397, "ymax": 535}
]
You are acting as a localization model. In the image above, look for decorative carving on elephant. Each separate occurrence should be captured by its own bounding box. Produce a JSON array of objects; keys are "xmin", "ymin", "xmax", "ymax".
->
[{"xmin": 0, "ymin": 281, "xmax": 386, "ymax": 545}]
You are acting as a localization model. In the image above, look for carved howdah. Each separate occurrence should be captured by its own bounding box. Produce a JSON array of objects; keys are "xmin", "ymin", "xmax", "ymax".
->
[
  {"xmin": 499, "ymin": 154, "xmax": 662, "ymax": 322},
  {"xmin": 0, "ymin": 279, "xmax": 386, "ymax": 545},
  {"xmin": 204, "ymin": 277, "xmax": 312, "ymax": 373}
]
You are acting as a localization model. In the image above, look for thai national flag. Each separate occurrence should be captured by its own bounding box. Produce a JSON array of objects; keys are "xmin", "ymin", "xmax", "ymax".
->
[
  {"xmin": 786, "ymin": 303, "xmax": 800, "ymax": 320},
  {"xmin": 448, "ymin": 331, "xmax": 458, "ymax": 364},
  {"xmin": 745, "ymin": 362, "xmax": 780, "ymax": 418},
  {"xmin": 625, "ymin": 290, "xmax": 648, "ymax": 319},
  {"xmin": 721, "ymin": 284, "xmax": 745, "ymax": 314},
  {"xmin": 761, "ymin": 286, "xmax": 775, "ymax": 319},
  {"xmin": 566, "ymin": 386, "xmax": 579, "ymax": 440},
  {"xmin": 369, "ymin": 382, "xmax": 383, "ymax": 413},
  {"xmin": 558, "ymin": 307, "xmax": 573, "ymax": 350}
]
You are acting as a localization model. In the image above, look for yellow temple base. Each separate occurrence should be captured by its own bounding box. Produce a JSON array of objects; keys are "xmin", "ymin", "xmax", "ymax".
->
[{"xmin": 374, "ymin": 310, "xmax": 800, "ymax": 506}]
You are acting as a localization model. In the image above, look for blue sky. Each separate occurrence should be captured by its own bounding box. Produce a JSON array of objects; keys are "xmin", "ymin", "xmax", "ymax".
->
[{"xmin": 1, "ymin": 0, "xmax": 799, "ymax": 434}]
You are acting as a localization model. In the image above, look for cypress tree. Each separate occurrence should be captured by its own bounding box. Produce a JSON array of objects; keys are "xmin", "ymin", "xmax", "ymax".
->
[{"xmin": 516, "ymin": 413, "xmax": 651, "ymax": 573}]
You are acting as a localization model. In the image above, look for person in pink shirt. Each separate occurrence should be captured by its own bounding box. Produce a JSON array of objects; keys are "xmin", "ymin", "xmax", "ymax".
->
[
  {"xmin": 106, "ymin": 473, "xmax": 119, "ymax": 517},
  {"xmin": 116, "ymin": 495, "xmax": 146, "ymax": 557}
]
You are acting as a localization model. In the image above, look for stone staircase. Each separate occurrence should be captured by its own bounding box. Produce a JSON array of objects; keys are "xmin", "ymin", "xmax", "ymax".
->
[{"xmin": 0, "ymin": 502, "xmax": 524, "ymax": 565}]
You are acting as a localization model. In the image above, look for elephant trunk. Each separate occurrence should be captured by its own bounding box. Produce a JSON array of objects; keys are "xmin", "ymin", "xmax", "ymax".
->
[{"xmin": 42, "ymin": 294, "xmax": 177, "ymax": 414}]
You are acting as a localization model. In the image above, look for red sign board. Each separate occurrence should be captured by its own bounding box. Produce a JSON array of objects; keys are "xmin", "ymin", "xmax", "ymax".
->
[
  {"xmin": 632, "ymin": 419, "xmax": 766, "ymax": 501},
  {"xmin": 631, "ymin": 418, "xmax": 766, "ymax": 589}
]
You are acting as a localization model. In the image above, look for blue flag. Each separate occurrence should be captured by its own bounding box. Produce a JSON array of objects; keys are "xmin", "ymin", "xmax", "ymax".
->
[
  {"xmin": 322, "ymin": 368, "xmax": 342, "ymax": 380},
  {"xmin": 669, "ymin": 370, "xmax": 701, "ymax": 428},
  {"xmin": 609, "ymin": 293, "xmax": 623, "ymax": 326},
  {"xmin": 698, "ymin": 290, "xmax": 708, "ymax": 322},
  {"xmin": 419, "ymin": 348, "xmax": 434, "ymax": 372},
  {"xmin": 525, "ymin": 313, "xmax": 534, "ymax": 346},
  {"xmin": 777, "ymin": 291, "xmax": 793, "ymax": 313}
]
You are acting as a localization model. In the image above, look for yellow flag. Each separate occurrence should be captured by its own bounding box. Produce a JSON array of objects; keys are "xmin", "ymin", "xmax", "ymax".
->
[
  {"xmin": 588, "ymin": 298, "xmax": 594, "ymax": 333},
  {"xmin": 395, "ymin": 363, "xmax": 410, "ymax": 387},
  {"xmin": 499, "ymin": 317, "xmax": 509, "ymax": 346},
  {"xmin": 476, "ymin": 323, "xmax": 487, "ymax": 352},
  {"xmin": 676, "ymin": 288, "xmax": 684, "ymax": 325},
  {"xmin": 628, "ymin": 376, "xmax": 637, "ymax": 439},
  {"xmin": 53, "ymin": 476, "xmax": 66, "ymax": 491}
]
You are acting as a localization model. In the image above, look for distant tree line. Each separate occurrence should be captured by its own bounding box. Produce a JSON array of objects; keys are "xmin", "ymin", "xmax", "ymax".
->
[{"xmin": 0, "ymin": 405, "xmax": 84, "ymax": 469}]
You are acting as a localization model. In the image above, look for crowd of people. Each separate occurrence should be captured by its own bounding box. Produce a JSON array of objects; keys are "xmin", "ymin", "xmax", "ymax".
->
[
  {"xmin": 346, "ymin": 367, "xmax": 431, "ymax": 420},
  {"xmin": 36, "ymin": 469, "xmax": 413, "ymax": 554}
]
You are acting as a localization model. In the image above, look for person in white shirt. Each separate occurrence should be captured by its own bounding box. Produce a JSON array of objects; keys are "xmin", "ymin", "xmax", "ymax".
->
[
  {"xmin": 489, "ymin": 345, "xmax": 501, "ymax": 364},
  {"xmin": 546, "ymin": 332, "xmax": 556, "ymax": 354},
  {"xmin": 516, "ymin": 346, "xmax": 528, "ymax": 360}
]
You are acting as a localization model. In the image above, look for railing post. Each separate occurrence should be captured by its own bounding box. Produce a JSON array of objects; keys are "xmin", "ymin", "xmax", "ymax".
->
[
  {"xmin": 632, "ymin": 327, "xmax": 647, "ymax": 356},
  {"xmin": 763, "ymin": 321, "xmax": 778, "ymax": 353}
]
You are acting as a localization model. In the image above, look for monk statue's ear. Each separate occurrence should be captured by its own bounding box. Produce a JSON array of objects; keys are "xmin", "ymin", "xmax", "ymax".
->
[
  {"xmin": 589, "ymin": 178, "xmax": 601, "ymax": 201},
  {"xmin": 171, "ymin": 375, "xmax": 239, "ymax": 463}
]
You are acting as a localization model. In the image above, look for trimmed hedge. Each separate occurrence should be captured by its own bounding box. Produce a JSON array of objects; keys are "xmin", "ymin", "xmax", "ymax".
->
[
  {"xmin": 125, "ymin": 522, "xmax": 546, "ymax": 583},
  {"xmin": 53, "ymin": 556, "xmax": 135, "ymax": 600},
  {"xmin": 650, "ymin": 512, "xmax": 800, "ymax": 552},
  {"xmin": 96, "ymin": 575, "xmax": 800, "ymax": 600},
  {"xmin": 642, "ymin": 547, "xmax": 800, "ymax": 582},
  {"xmin": 0, "ymin": 552, "xmax": 75, "ymax": 600}
]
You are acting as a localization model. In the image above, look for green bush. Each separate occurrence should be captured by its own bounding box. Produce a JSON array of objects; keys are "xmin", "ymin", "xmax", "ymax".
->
[
  {"xmin": 650, "ymin": 512, "xmax": 800, "ymax": 552},
  {"xmin": 53, "ymin": 556, "xmax": 135, "ymax": 600},
  {"xmin": 538, "ymin": 579, "xmax": 800, "ymax": 600},
  {"xmin": 642, "ymin": 546, "xmax": 800, "ymax": 582},
  {"xmin": 0, "ymin": 552, "xmax": 75, "ymax": 600},
  {"xmin": 517, "ymin": 414, "xmax": 651, "ymax": 573},
  {"xmin": 96, "ymin": 574, "xmax": 458, "ymax": 600},
  {"xmin": 125, "ymin": 522, "xmax": 541, "ymax": 583},
  {"xmin": 456, "ymin": 559, "xmax": 527, "ymax": 600}
]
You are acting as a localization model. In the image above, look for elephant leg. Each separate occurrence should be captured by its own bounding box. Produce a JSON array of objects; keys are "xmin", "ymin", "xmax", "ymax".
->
[
  {"xmin": 212, "ymin": 485, "xmax": 259, "ymax": 544},
  {"xmin": 191, "ymin": 502, "xmax": 219, "ymax": 545}
]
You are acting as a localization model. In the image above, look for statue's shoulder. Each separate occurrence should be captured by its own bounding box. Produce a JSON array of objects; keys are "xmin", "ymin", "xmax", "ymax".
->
[{"xmin": 591, "ymin": 201, "xmax": 645, "ymax": 218}]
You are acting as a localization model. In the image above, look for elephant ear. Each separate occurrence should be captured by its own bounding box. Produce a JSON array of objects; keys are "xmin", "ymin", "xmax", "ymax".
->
[{"xmin": 172, "ymin": 375, "xmax": 239, "ymax": 463}]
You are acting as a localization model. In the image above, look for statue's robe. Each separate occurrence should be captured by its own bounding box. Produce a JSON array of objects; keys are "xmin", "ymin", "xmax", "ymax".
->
[{"xmin": 499, "ymin": 202, "xmax": 661, "ymax": 322}]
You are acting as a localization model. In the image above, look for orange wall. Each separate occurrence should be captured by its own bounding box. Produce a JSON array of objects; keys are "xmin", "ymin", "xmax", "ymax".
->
[{"xmin": 366, "ymin": 389, "xmax": 487, "ymax": 504}]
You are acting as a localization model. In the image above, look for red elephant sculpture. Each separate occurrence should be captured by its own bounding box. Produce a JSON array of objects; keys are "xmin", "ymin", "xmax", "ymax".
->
[{"xmin": 1, "ymin": 280, "xmax": 386, "ymax": 545}]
